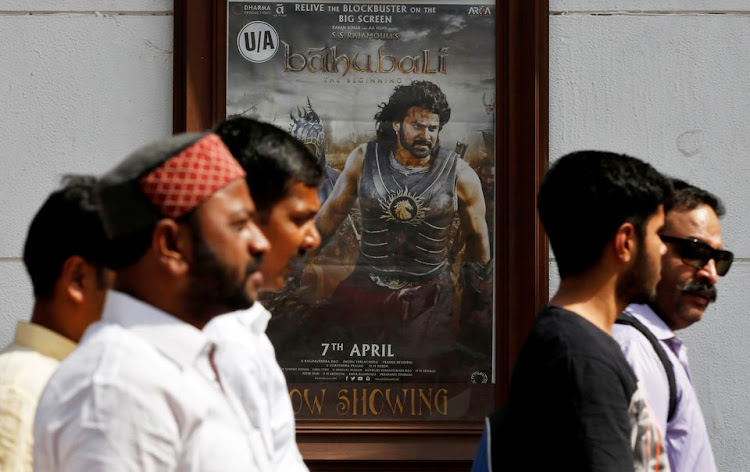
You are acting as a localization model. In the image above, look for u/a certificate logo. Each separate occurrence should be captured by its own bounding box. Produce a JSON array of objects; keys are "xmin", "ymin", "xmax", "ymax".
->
[{"xmin": 237, "ymin": 21, "xmax": 279, "ymax": 63}]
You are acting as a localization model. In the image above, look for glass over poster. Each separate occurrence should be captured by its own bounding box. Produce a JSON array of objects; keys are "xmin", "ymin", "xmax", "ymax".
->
[{"xmin": 227, "ymin": 0, "xmax": 496, "ymax": 421}]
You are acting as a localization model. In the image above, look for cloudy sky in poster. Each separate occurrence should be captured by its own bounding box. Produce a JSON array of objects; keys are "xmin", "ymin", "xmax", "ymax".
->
[{"xmin": 226, "ymin": 1, "xmax": 496, "ymax": 153}]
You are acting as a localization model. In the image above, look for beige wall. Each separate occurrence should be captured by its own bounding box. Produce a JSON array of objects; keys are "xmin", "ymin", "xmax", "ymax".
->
[
  {"xmin": 0, "ymin": 1, "xmax": 173, "ymax": 342},
  {"xmin": 550, "ymin": 2, "xmax": 750, "ymax": 469}
]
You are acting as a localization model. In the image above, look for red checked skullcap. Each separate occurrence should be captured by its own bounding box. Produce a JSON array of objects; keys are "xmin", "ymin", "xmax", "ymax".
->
[
  {"xmin": 98, "ymin": 131, "xmax": 246, "ymax": 241},
  {"xmin": 138, "ymin": 133, "xmax": 245, "ymax": 219}
]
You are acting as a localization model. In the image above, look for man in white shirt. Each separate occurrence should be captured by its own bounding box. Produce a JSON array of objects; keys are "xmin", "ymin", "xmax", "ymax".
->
[
  {"xmin": 0, "ymin": 176, "xmax": 112, "ymax": 472},
  {"xmin": 34, "ymin": 132, "xmax": 272, "ymax": 471},
  {"xmin": 205, "ymin": 117, "xmax": 322, "ymax": 471}
]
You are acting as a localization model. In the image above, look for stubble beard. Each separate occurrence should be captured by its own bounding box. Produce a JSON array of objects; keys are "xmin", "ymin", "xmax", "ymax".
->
[
  {"xmin": 616, "ymin": 241, "xmax": 658, "ymax": 306},
  {"xmin": 398, "ymin": 124, "xmax": 435, "ymax": 159},
  {"xmin": 187, "ymin": 229, "xmax": 261, "ymax": 320}
]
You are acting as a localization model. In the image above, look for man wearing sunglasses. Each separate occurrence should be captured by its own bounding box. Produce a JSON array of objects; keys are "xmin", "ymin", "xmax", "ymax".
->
[{"xmin": 614, "ymin": 179, "xmax": 732, "ymax": 472}]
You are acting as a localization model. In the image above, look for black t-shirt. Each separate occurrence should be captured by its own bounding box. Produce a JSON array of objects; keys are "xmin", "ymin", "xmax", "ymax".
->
[{"xmin": 500, "ymin": 306, "xmax": 667, "ymax": 471}]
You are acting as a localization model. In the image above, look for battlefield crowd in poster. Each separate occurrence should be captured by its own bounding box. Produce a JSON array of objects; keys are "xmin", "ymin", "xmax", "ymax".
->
[{"xmin": 227, "ymin": 0, "xmax": 496, "ymax": 420}]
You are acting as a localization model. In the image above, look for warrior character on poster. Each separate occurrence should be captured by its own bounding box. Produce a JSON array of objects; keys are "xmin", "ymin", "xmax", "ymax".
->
[{"xmin": 227, "ymin": 0, "xmax": 496, "ymax": 420}]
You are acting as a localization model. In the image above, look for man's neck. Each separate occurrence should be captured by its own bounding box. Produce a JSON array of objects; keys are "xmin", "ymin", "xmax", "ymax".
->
[
  {"xmin": 646, "ymin": 302, "xmax": 681, "ymax": 332},
  {"xmin": 550, "ymin": 274, "xmax": 626, "ymax": 335},
  {"xmin": 30, "ymin": 301, "xmax": 76, "ymax": 342},
  {"xmin": 114, "ymin": 284, "xmax": 217, "ymax": 330},
  {"xmin": 114, "ymin": 264, "xmax": 207, "ymax": 329},
  {"xmin": 393, "ymin": 146, "xmax": 432, "ymax": 169}
]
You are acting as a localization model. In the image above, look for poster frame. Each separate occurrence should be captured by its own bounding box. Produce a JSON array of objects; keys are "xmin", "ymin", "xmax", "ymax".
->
[{"xmin": 173, "ymin": 0, "xmax": 548, "ymax": 466}]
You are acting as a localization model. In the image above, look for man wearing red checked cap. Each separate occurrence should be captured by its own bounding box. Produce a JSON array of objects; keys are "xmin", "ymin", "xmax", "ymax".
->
[{"xmin": 34, "ymin": 132, "xmax": 272, "ymax": 471}]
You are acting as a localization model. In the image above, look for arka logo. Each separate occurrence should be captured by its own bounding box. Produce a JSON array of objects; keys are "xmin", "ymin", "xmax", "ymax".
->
[{"xmin": 468, "ymin": 6, "xmax": 492, "ymax": 15}]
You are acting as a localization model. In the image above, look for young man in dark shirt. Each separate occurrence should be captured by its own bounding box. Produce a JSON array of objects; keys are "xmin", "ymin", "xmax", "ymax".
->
[{"xmin": 481, "ymin": 151, "xmax": 673, "ymax": 471}]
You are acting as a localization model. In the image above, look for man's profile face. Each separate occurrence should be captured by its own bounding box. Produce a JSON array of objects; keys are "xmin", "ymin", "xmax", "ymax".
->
[
  {"xmin": 393, "ymin": 106, "xmax": 440, "ymax": 159},
  {"xmin": 259, "ymin": 181, "xmax": 321, "ymax": 291},
  {"xmin": 617, "ymin": 205, "xmax": 667, "ymax": 305},
  {"xmin": 187, "ymin": 179, "xmax": 270, "ymax": 314},
  {"xmin": 653, "ymin": 204, "xmax": 723, "ymax": 330}
]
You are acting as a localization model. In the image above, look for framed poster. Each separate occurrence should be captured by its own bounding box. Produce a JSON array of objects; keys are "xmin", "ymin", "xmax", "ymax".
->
[{"xmin": 174, "ymin": 0, "xmax": 548, "ymax": 468}]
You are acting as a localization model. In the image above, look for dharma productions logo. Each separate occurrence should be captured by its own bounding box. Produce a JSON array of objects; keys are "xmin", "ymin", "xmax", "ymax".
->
[{"xmin": 237, "ymin": 21, "xmax": 279, "ymax": 63}]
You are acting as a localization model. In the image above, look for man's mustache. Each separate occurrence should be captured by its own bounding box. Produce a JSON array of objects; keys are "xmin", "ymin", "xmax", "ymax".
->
[
  {"xmin": 289, "ymin": 249, "xmax": 311, "ymax": 271},
  {"xmin": 244, "ymin": 255, "xmax": 264, "ymax": 277},
  {"xmin": 413, "ymin": 139, "xmax": 432, "ymax": 147},
  {"xmin": 679, "ymin": 280, "xmax": 717, "ymax": 302}
]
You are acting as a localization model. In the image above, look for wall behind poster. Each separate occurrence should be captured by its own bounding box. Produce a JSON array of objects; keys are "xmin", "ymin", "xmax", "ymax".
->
[
  {"xmin": 549, "ymin": 3, "xmax": 750, "ymax": 469},
  {"xmin": 227, "ymin": 0, "xmax": 496, "ymax": 421}
]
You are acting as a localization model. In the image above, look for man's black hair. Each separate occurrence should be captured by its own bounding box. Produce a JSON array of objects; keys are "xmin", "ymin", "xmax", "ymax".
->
[
  {"xmin": 374, "ymin": 80, "xmax": 451, "ymax": 146},
  {"xmin": 105, "ymin": 225, "xmax": 154, "ymax": 271},
  {"xmin": 669, "ymin": 178, "xmax": 725, "ymax": 217},
  {"xmin": 538, "ymin": 150, "xmax": 673, "ymax": 279},
  {"xmin": 215, "ymin": 117, "xmax": 323, "ymax": 222},
  {"xmin": 23, "ymin": 175, "xmax": 109, "ymax": 299}
]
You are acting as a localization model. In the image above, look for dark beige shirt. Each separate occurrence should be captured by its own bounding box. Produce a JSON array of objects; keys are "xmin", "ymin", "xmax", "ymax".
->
[{"xmin": 0, "ymin": 322, "xmax": 75, "ymax": 472}]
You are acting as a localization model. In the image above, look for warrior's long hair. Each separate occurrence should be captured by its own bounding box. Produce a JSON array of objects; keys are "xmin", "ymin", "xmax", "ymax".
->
[{"xmin": 374, "ymin": 81, "xmax": 451, "ymax": 148}]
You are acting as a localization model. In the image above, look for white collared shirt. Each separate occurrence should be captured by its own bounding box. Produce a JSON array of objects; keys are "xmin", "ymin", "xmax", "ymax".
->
[
  {"xmin": 0, "ymin": 322, "xmax": 76, "ymax": 472},
  {"xmin": 204, "ymin": 303, "xmax": 308, "ymax": 472},
  {"xmin": 33, "ymin": 291, "xmax": 264, "ymax": 472}
]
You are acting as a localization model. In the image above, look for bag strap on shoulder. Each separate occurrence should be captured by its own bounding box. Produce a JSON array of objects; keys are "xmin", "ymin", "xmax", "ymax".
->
[{"xmin": 616, "ymin": 314, "xmax": 676, "ymax": 422}]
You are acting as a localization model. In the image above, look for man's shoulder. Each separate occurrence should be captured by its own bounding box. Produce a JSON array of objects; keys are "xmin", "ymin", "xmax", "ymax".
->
[
  {"xmin": 519, "ymin": 306, "xmax": 632, "ymax": 376},
  {"xmin": 205, "ymin": 304, "xmax": 270, "ymax": 338},
  {"xmin": 611, "ymin": 321, "xmax": 666, "ymax": 386},
  {"xmin": 357, "ymin": 142, "xmax": 375, "ymax": 155},
  {"xmin": 612, "ymin": 321, "xmax": 658, "ymax": 356},
  {"xmin": 0, "ymin": 345, "xmax": 60, "ymax": 392},
  {"xmin": 513, "ymin": 308, "xmax": 639, "ymax": 425},
  {"xmin": 36, "ymin": 322, "xmax": 197, "ymax": 432},
  {"xmin": 0, "ymin": 347, "xmax": 59, "ymax": 433},
  {"xmin": 454, "ymin": 157, "xmax": 477, "ymax": 181},
  {"xmin": 44, "ymin": 322, "xmax": 181, "ymax": 400},
  {"xmin": 622, "ymin": 304, "xmax": 675, "ymax": 340},
  {"xmin": 205, "ymin": 314, "xmax": 262, "ymax": 361},
  {"xmin": 341, "ymin": 143, "xmax": 370, "ymax": 176},
  {"xmin": 612, "ymin": 306, "xmax": 675, "ymax": 365},
  {"xmin": 204, "ymin": 312, "xmax": 244, "ymax": 339},
  {"xmin": 359, "ymin": 141, "xmax": 380, "ymax": 161},
  {"xmin": 530, "ymin": 306, "xmax": 616, "ymax": 350},
  {"xmin": 612, "ymin": 320, "xmax": 652, "ymax": 346}
]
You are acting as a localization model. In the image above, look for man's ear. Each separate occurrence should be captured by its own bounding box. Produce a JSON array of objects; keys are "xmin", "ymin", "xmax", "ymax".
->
[
  {"xmin": 613, "ymin": 221, "xmax": 637, "ymax": 264},
  {"xmin": 59, "ymin": 255, "xmax": 88, "ymax": 304},
  {"xmin": 152, "ymin": 219, "xmax": 191, "ymax": 276},
  {"xmin": 392, "ymin": 120, "xmax": 400, "ymax": 133}
]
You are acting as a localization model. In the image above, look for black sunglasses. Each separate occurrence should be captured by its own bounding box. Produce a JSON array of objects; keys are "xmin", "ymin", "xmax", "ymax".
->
[{"xmin": 659, "ymin": 235, "xmax": 733, "ymax": 276}]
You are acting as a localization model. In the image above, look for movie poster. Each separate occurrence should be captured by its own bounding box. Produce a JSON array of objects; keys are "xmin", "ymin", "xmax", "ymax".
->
[{"xmin": 227, "ymin": 0, "xmax": 496, "ymax": 421}]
